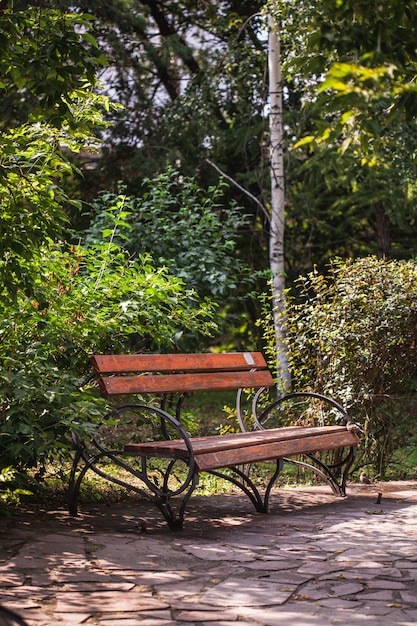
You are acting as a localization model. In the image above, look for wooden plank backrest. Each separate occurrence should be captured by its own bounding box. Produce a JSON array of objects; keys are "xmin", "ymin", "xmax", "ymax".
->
[
  {"xmin": 90, "ymin": 352, "xmax": 274, "ymax": 397},
  {"xmin": 91, "ymin": 352, "xmax": 268, "ymax": 374}
]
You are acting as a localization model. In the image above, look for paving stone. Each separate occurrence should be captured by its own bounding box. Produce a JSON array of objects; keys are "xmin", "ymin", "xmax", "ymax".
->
[
  {"xmin": 0, "ymin": 607, "xmax": 60, "ymax": 626},
  {"xmin": 55, "ymin": 591, "xmax": 169, "ymax": 613},
  {"xmin": 353, "ymin": 601, "xmax": 404, "ymax": 616},
  {"xmin": 247, "ymin": 571, "xmax": 311, "ymax": 587},
  {"xmin": 93, "ymin": 538, "xmax": 196, "ymax": 571},
  {"xmin": 199, "ymin": 622, "xmax": 254, "ymax": 626},
  {"xmin": 31, "ymin": 570, "xmax": 117, "ymax": 585},
  {"xmin": 6, "ymin": 538, "xmax": 90, "ymax": 571},
  {"xmin": 255, "ymin": 558, "xmax": 304, "ymax": 570},
  {"xmin": 356, "ymin": 590, "xmax": 398, "ymax": 601},
  {"xmin": 0, "ymin": 586, "xmax": 52, "ymax": 601},
  {"xmin": 61, "ymin": 582, "xmax": 135, "ymax": 592},
  {"xmin": 0, "ymin": 599, "xmax": 41, "ymax": 610},
  {"xmin": 199, "ymin": 564, "xmax": 244, "ymax": 578},
  {"xmin": 403, "ymin": 609, "xmax": 417, "ymax": 620},
  {"xmin": 224, "ymin": 537, "xmax": 272, "ymax": 549},
  {"xmin": 96, "ymin": 615, "xmax": 177, "ymax": 626},
  {"xmin": 396, "ymin": 560, "xmax": 417, "ymax": 569},
  {"xmin": 96, "ymin": 610, "xmax": 175, "ymax": 624},
  {"xmin": 0, "ymin": 572, "xmax": 25, "ymax": 586},
  {"xmin": 1, "ymin": 481, "xmax": 417, "ymax": 626},
  {"xmin": 182, "ymin": 542, "xmax": 256, "ymax": 562},
  {"xmin": 295, "ymin": 579, "xmax": 364, "ymax": 600},
  {"xmin": 102, "ymin": 570, "xmax": 193, "ymax": 584},
  {"xmin": 136, "ymin": 609, "xmax": 174, "ymax": 620},
  {"xmin": 296, "ymin": 561, "xmax": 347, "ymax": 575},
  {"xmin": 200, "ymin": 576, "xmax": 296, "ymax": 607},
  {"xmin": 176, "ymin": 610, "xmax": 239, "ymax": 621},
  {"xmin": 53, "ymin": 614, "xmax": 92, "ymax": 624},
  {"xmin": 400, "ymin": 591, "xmax": 417, "ymax": 604},
  {"xmin": 230, "ymin": 604, "xmax": 332, "ymax": 625},
  {"xmin": 365, "ymin": 579, "xmax": 407, "ymax": 590},
  {"xmin": 154, "ymin": 578, "xmax": 207, "ymax": 600},
  {"xmin": 340, "ymin": 570, "xmax": 381, "ymax": 581},
  {"xmin": 350, "ymin": 561, "xmax": 402, "ymax": 572},
  {"xmin": 168, "ymin": 602, "xmax": 230, "ymax": 612},
  {"xmin": 315, "ymin": 597, "xmax": 363, "ymax": 609},
  {"xmin": 255, "ymin": 551, "xmax": 297, "ymax": 561},
  {"xmin": 244, "ymin": 559, "xmax": 303, "ymax": 571}
]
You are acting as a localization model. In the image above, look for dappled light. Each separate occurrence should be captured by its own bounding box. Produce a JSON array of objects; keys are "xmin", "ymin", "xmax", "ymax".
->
[{"xmin": 1, "ymin": 483, "xmax": 417, "ymax": 624}]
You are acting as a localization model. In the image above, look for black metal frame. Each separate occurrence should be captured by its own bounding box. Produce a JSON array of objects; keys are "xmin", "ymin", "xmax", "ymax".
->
[
  {"xmin": 69, "ymin": 391, "xmax": 359, "ymax": 530},
  {"xmin": 69, "ymin": 403, "xmax": 197, "ymax": 530},
  {"xmin": 254, "ymin": 391, "xmax": 358, "ymax": 498}
]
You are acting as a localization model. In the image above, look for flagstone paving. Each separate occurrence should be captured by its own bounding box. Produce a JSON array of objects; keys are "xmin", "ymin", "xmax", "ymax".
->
[{"xmin": 1, "ymin": 481, "xmax": 417, "ymax": 625}]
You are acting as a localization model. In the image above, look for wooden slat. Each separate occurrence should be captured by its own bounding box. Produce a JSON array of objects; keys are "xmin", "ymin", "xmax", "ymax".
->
[
  {"xmin": 123, "ymin": 426, "xmax": 360, "ymax": 471},
  {"xmin": 101, "ymin": 369, "xmax": 274, "ymax": 396},
  {"xmin": 91, "ymin": 352, "xmax": 267, "ymax": 374},
  {"xmin": 194, "ymin": 430, "xmax": 359, "ymax": 471},
  {"xmin": 124, "ymin": 425, "xmax": 346, "ymax": 455}
]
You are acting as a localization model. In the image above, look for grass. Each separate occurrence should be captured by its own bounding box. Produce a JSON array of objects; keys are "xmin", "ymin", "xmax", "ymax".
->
[{"xmin": 179, "ymin": 389, "xmax": 238, "ymax": 435}]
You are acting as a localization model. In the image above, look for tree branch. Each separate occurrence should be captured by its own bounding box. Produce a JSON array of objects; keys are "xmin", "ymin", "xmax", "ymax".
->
[{"xmin": 205, "ymin": 159, "xmax": 270, "ymax": 224}]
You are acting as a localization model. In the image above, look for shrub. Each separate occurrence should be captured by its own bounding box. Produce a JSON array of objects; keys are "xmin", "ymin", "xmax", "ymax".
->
[
  {"xmin": 273, "ymin": 256, "xmax": 417, "ymax": 477},
  {"xmin": 83, "ymin": 169, "xmax": 256, "ymax": 348},
  {"xmin": 0, "ymin": 226, "xmax": 217, "ymax": 471}
]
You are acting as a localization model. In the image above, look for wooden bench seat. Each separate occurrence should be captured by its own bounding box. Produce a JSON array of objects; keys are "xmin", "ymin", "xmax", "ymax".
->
[
  {"xmin": 68, "ymin": 352, "xmax": 360, "ymax": 530},
  {"xmin": 124, "ymin": 425, "xmax": 358, "ymax": 471}
]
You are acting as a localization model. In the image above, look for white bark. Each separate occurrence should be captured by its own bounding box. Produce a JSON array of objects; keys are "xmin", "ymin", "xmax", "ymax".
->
[{"xmin": 268, "ymin": 14, "xmax": 291, "ymax": 394}]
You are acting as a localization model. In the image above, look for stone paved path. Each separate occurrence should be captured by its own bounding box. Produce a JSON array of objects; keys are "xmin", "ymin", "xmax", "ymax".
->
[{"xmin": 1, "ymin": 481, "xmax": 417, "ymax": 625}]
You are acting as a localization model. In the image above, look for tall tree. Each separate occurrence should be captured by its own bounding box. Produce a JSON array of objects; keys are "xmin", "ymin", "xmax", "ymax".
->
[
  {"xmin": 55, "ymin": 0, "xmax": 267, "ymax": 198},
  {"xmin": 267, "ymin": 7, "xmax": 290, "ymax": 391}
]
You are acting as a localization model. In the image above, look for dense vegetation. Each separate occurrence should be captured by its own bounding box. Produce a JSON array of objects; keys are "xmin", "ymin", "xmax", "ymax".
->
[
  {"xmin": 1, "ymin": 0, "xmax": 417, "ymax": 504},
  {"xmin": 269, "ymin": 257, "xmax": 417, "ymax": 478}
]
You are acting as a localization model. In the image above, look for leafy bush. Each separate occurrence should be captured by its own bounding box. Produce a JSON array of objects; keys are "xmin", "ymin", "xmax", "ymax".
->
[
  {"xmin": 274, "ymin": 256, "xmax": 417, "ymax": 477},
  {"xmin": 0, "ymin": 223, "xmax": 217, "ymax": 471},
  {"xmin": 0, "ymin": 467, "xmax": 32, "ymax": 510},
  {"xmin": 84, "ymin": 168, "xmax": 253, "ymax": 321}
]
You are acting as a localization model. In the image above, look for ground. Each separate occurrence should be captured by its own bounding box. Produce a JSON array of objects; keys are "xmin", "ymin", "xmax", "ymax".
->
[{"xmin": 1, "ymin": 481, "xmax": 417, "ymax": 625}]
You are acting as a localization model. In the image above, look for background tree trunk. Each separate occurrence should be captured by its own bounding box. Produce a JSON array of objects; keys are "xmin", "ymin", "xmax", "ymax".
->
[
  {"xmin": 268, "ymin": 13, "xmax": 291, "ymax": 394},
  {"xmin": 375, "ymin": 200, "xmax": 391, "ymax": 258}
]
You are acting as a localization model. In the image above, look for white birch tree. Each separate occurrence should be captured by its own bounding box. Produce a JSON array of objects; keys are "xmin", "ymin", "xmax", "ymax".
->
[{"xmin": 268, "ymin": 9, "xmax": 290, "ymax": 393}]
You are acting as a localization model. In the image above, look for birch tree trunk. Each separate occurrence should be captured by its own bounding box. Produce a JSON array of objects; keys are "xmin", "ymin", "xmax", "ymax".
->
[{"xmin": 268, "ymin": 13, "xmax": 291, "ymax": 394}]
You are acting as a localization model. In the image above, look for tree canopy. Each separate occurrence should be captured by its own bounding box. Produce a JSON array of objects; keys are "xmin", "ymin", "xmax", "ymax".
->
[
  {"xmin": 288, "ymin": 0, "xmax": 417, "ymax": 262},
  {"xmin": 0, "ymin": 4, "xmax": 112, "ymax": 297},
  {"xmin": 41, "ymin": 0, "xmax": 417, "ymax": 276}
]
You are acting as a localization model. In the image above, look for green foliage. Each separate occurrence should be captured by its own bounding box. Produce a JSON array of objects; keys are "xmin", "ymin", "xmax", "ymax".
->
[
  {"xmin": 65, "ymin": 0, "xmax": 267, "ymax": 193},
  {"xmin": 0, "ymin": 223, "xmax": 217, "ymax": 470},
  {"xmin": 280, "ymin": 256, "xmax": 417, "ymax": 476},
  {"xmin": 0, "ymin": 101, "xmax": 113, "ymax": 297},
  {"xmin": 295, "ymin": 61, "xmax": 417, "ymax": 162},
  {"xmin": 0, "ymin": 5, "xmax": 115, "ymax": 300},
  {"xmin": 6, "ymin": 0, "xmax": 416, "ymax": 291},
  {"xmin": 0, "ymin": 467, "xmax": 32, "ymax": 510},
  {"xmin": 84, "ymin": 168, "xmax": 257, "ymax": 345},
  {"xmin": 285, "ymin": 0, "xmax": 417, "ymax": 266},
  {"xmin": 0, "ymin": 7, "xmax": 108, "ymax": 129},
  {"xmin": 0, "ymin": 5, "xmax": 219, "ymax": 484}
]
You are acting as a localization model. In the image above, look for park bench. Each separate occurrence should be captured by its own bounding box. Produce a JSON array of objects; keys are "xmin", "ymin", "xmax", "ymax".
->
[{"xmin": 68, "ymin": 352, "xmax": 360, "ymax": 530}]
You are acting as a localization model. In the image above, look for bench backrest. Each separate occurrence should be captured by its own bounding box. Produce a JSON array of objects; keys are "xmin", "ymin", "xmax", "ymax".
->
[{"xmin": 90, "ymin": 352, "xmax": 274, "ymax": 397}]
